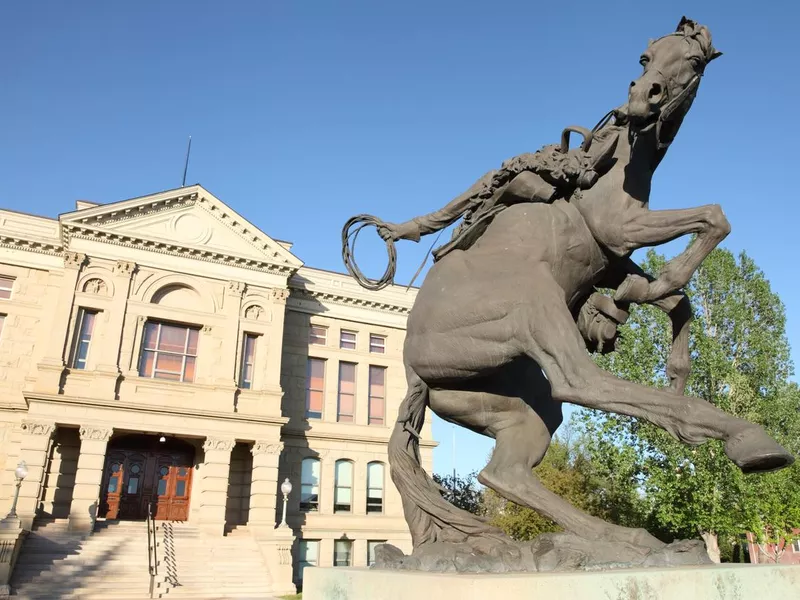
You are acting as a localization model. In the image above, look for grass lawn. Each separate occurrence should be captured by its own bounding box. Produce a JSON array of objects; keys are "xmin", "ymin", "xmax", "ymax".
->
[{"xmin": 280, "ymin": 595, "xmax": 302, "ymax": 600}]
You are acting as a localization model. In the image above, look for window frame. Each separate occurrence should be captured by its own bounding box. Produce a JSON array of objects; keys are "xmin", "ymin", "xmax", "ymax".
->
[
  {"xmin": 337, "ymin": 361, "xmax": 356, "ymax": 423},
  {"xmin": 367, "ymin": 461, "xmax": 385, "ymax": 514},
  {"xmin": 334, "ymin": 459, "xmax": 354, "ymax": 513},
  {"xmin": 369, "ymin": 334, "xmax": 386, "ymax": 354},
  {"xmin": 239, "ymin": 332, "xmax": 258, "ymax": 389},
  {"xmin": 298, "ymin": 539, "xmax": 320, "ymax": 581},
  {"xmin": 306, "ymin": 357, "xmax": 326, "ymax": 419},
  {"xmin": 333, "ymin": 539, "xmax": 353, "ymax": 567},
  {"xmin": 793, "ymin": 539, "xmax": 800, "ymax": 553},
  {"xmin": 309, "ymin": 325, "xmax": 327, "ymax": 346},
  {"xmin": 0, "ymin": 314, "xmax": 5, "ymax": 339},
  {"xmin": 368, "ymin": 365, "xmax": 387, "ymax": 426},
  {"xmin": 138, "ymin": 320, "xmax": 200, "ymax": 383},
  {"xmin": 70, "ymin": 308, "xmax": 99, "ymax": 370},
  {"xmin": 339, "ymin": 329, "xmax": 357, "ymax": 351},
  {"xmin": 300, "ymin": 457, "xmax": 321, "ymax": 512},
  {"xmin": 0, "ymin": 276, "xmax": 13, "ymax": 300}
]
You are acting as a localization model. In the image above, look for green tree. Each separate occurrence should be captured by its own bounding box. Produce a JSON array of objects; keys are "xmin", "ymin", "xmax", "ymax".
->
[
  {"xmin": 433, "ymin": 471, "xmax": 484, "ymax": 516},
  {"xmin": 580, "ymin": 248, "xmax": 800, "ymax": 562},
  {"xmin": 481, "ymin": 434, "xmax": 648, "ymax": 541}
]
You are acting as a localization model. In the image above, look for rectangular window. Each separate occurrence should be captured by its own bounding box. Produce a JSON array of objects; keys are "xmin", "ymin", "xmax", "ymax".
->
[
  {"xmin": 0, "ymin": 276, "xmax": 13, "ymax": 300},
  {"xmin": 793, "ymin": 539, "xmax": 800, "ymax": 553},
  {"xmin": 0, "ymin": 314, "xmax": 5, "ymax": 338},
  {"xmin": 300, "ymin": 458, "xmax": 320, "ymax": 512},
  {"xmin": 298, "ymin": 539, "xmax": 320, "ymax": 581},
  {"xmin": 309, "ymin": 325, "xmax": 327, "ymax": 346},
  {"xmin": 368, "ymin": 366, "xmax": 386, "ymax": 426},
  {"xmin": 337, "ymin": 362, "xmax": 356, "ymax": 423},
  {"xmin": 70, "ymin": 308, "xmax": 98, "ymax": 370},
  {"xmin": 306, "ymin": 358, "xmax": 325, "ymax": 419},
  {"xmin": 334, "ymin": 539, "xmax": 353, "ymax": 567},
  {"xmin": 369, "ymin": 334, "xmax": 386, "ymax": 354},
  {"xmin": 367, "ymin": 462, "xmax": 384, "ymax": 514},
  {"xmin": 368, "ymin": 540, "xmax": 386, "ymax": 567},
  {"xmin": 138, "ymin": 321, "xmax": 199, "ymax": 383},
  {"xmin": 340, "ymin": 329, "xmax": 357, "ymax": 350},
  {"xmin": 239, "ymin": 333, "xmax": 258, "ymax": 389}
]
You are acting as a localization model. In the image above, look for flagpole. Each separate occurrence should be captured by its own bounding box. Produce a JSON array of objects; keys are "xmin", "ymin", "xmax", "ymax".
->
[{"xmin": 182, "ymin": 136, "xmax": 192, "ymax": 187}]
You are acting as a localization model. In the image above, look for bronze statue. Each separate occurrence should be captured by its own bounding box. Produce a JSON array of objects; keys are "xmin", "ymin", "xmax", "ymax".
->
[{"xmin": 343, "ymin": 18, "xmax": 795, "ymax": 572}]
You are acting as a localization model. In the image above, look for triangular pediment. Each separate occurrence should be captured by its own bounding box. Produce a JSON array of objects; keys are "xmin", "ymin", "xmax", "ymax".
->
[{"xmin": 60, "ymin": 185, "xmax": 303, "ymax": 273}]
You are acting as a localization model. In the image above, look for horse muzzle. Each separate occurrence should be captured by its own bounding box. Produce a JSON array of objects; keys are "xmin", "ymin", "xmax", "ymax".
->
[{"xmin": 628, "ymin": 73, "xmax": 667, "ymax": 126}]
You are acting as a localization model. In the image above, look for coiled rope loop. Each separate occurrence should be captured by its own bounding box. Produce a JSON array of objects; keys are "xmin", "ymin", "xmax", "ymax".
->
[{"xmin": 341, "ymin": 214, "xmax": 397, "ymax": 291}]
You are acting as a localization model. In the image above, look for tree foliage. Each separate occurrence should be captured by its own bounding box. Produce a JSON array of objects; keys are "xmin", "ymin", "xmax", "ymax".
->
[
  {"xmin": 432, "ymin": 471, "xmax": 485, "ymax": 516},
  {"xmin": 578, "ymin": 248, "xmax": 800, "ymax": 560}
]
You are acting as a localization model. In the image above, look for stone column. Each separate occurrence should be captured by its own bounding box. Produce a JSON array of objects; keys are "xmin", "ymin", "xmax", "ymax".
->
[
  {"xmin": 68, "ymin": 426, "xmax": 112, "ymax": 533},
  {"xmin": 199, "ymin": 437, "xmax": 234, "ymax": 536},
  {"xmin": 248, "ymin": 440, "xmax": 297, "ymax": 596},
  {"xmin": 91, "ymin": 261, "xmax": 136, "ymax": 398},
  {"xmin": 33, "ymin": 252, "xmax": 86, "ymax": 393},
  {"xmin": 16, "ymin": 421, "xmax": 55, "ymax": 530},
  {"xmin": 248, "ymin": 441, "xmax": 282, "ymax": 526}
]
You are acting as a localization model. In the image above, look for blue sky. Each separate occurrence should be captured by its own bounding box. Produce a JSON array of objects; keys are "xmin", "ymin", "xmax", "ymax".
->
[{"xmin": 2, "ymin": 2, "xmax": 798, "ymax": 477}]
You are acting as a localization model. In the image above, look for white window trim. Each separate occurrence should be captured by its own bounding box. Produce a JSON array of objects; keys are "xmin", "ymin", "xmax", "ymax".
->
[
  {"xmin": 70, "ymin": 308, "xmax": 98, "ymax": 370},
  {"xmin": 369, "ymin": 334, "xmax": 386, "ymax": 354},
  {"xmin": 339, "ymin": 329, "xmax": 358, "ymax": 350},
  {"xmin": 309, "ymin": 325, "xmax": 328, "ymax": 346}
]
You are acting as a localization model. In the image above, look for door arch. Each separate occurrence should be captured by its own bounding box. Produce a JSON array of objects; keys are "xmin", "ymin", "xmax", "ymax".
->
[{"xmin": 100, "ymin": 435, "xmax": 195, "ymax": 521}]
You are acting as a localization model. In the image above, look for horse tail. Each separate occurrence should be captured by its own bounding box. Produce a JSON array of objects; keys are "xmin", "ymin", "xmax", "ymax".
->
[{"xmin": 388, "ymin": 369, "xmax": 504, "ymax": 548}]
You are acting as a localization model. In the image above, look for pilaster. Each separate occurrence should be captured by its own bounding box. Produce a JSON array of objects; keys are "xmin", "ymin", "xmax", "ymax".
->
[
  {"xmin": 68, "ymin": 426, "xmax": 112, "ymax": 532},
  {"xmin": 91, "ymin": 261, "xmax": 136, "ymax": 397},
  {"xmin": 199, "ymin": 437, "xmax": 234, "ymax": 536},
  {"xmin": 33, "ymin": 252, "xmax": 86, "ymax": 393},
  {"xmin": 264, "ymin": 288, "xmax": 289, "ymax": 388},
  {"xmin": 222, "ymin": 281, "xmax": 246, "ymax": 387},
  {"xmin": 16, "ymin": 421, "xmax": 55, "ymax": 530}
]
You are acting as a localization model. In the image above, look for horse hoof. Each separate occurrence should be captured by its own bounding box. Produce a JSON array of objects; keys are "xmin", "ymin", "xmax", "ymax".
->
[
  {"xmin": 614, "ymin": 275, "xmax": 650, "ymax": 303},
  {"xmin": 725, "ymin": 428, "xmax": 796, "ymax": 474}
]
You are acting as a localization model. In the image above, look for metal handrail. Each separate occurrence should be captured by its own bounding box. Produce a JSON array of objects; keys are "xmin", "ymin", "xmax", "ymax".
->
[{"xmin": 147, "ymin": 502, "xmax": 158, "ymax": 599}]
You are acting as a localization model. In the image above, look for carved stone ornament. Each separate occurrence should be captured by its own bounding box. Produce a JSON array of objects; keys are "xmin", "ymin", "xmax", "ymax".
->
[
  {"xmin": 83, "ymin": 278, "xmax": 108, "ymax": 295},
  {"xmin": 0, "ymin": 540, "xmax": 14, "ymax": 563},
  {"xmin": 113, "ymin": 260, "xmax": 136, "ymax": 276},
  {"xmin": 277, "ymin": 544, "xmax": 293, "ymax": 565},
  {"xmin": 202, "ymin": 438, "xmax": 235, "ymax": 453},
  {"xmin": 20, "ymin": 421, "xmax": 55, "ymax": 437},
  {"xmin": 79, "ymin": 426, "xmax": 113, "ymax": 442},
  {"xmin": 244, "ymin": 305, "xmax": 264, "ymax": 320},
  {"xmin": 270, "ymin": 288, "xmax": 290, "ymax": 303},
  {"xmin": 227, "ymin": 280, "xmax": 246, "ymax": 296},
  {"xmin": 251, "ymin": 441, "xmax": 283, "ymax": 456},
  {"xmin": 63, "ymin": 251, "xmax": 87, "ymax": 270},
  {"xmin": 201, "ymin": 325, "xmax": 213, "ymax": 334}
]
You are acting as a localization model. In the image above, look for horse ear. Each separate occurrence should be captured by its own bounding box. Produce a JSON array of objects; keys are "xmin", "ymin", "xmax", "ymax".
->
[
  {"xmin": 676, "ymin": 16, "xmax": 694, "ymax": 33},
  {"xmin": 648, "ymin": 38, "xmax": 654, "ymax": 47},
  {"xmin": 708, "ymin": 50, "xmax": 723, "ymax": 62}
]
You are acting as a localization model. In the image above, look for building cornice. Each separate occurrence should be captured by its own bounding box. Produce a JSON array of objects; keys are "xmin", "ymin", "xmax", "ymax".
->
[
  {"xmin": 25, "ymin": 392, "xmax": 289, "ymax": 427},
  {"xmin": 282, "ymin": 427, "xmax": 438, "ymax": 448},
  {"xmin": 288, "ymin": 288, "xmax": 411, "ymax": 316},
  {"xmin": 0, "ymin": 234, "xmax": 63, "ymax": 257}
]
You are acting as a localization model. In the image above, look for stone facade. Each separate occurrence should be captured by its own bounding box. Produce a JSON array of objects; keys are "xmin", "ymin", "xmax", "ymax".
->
[{"xmin": 0, "ymin": 185, "xmax": 434, "ymax": 590}]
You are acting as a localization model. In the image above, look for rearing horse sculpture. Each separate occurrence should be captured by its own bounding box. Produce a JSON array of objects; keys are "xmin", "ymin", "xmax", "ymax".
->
[{"xmin": 343, "ymin": 18, "xmax": 794, "ymax": 570}]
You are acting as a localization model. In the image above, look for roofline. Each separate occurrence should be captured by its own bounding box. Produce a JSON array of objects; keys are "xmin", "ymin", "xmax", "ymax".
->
[
  {"xmin": 0, "ymin": 206, "xmax": 58, "ymax": 221},
  {"xmin": 296, "ymin": 264, "xmax": 420, "ymax": 292}
]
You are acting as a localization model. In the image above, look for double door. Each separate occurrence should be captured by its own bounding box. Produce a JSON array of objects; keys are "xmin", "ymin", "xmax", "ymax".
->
[{"xmin": 101, "ymin": 448, "xmax": 193, "ymax": 521}]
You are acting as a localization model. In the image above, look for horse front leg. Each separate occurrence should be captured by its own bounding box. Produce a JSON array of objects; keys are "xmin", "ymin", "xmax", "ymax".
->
[
  {"xmin": 614, "ymin": 204, "xmax": 730, "ymax": 303},
  {"xmin": 602, "ymin": 259, "xmax": 692, "ymax": 395}
]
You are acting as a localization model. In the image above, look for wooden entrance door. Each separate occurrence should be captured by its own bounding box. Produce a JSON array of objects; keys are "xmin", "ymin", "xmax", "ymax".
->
[{"xmin": 100, "ymin": 435, "xmax": 195, "ymax": 521}]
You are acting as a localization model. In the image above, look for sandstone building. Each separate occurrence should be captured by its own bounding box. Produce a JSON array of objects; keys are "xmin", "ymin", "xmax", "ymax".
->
[{"xmin": 0, "ymin": 185, "xmax": 432, "ymax": 595}]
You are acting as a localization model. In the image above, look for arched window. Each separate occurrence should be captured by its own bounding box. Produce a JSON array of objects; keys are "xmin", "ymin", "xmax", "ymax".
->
[
  {"xmin": 300, "ymin": 458, "xmax": 320, "ymax": 512},
  {"xmin": 334, "ymin": 460, "xmax": 353, "ymax": 513},
  {"xmin": 367, "ymin": 462, "xmax": 384, "ymax": 514}
]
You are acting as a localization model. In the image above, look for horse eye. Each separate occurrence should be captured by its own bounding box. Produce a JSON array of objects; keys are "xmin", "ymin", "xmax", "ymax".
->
[{"xmin": 688, "ymin": 56, "xmax": 703, "ymax": 69}]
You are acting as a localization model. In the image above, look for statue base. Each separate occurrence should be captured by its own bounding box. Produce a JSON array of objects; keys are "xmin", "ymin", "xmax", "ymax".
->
[{"xmin": 303, "ymin": 563, "xmax": 800, "ymax": 599}]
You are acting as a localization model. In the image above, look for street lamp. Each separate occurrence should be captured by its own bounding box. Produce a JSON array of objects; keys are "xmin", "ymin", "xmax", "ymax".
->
[
  {"xmin": 4, "ymin": 460, "xmax": 28, "ymax": 522},
  {"xmin": 279, "ymin": 478, "xmax": 292, "ymax": 528}
]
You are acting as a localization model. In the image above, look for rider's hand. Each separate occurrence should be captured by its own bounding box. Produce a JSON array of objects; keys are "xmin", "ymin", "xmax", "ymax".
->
[{"xmin": 378, "ymin": 223, "xmax": 400, "ymax": 241}]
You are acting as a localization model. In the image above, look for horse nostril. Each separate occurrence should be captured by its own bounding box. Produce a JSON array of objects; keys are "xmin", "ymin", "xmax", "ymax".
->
[{"xmin": 649, "ymin": 83, "xmax": 663, "ymax": 99}]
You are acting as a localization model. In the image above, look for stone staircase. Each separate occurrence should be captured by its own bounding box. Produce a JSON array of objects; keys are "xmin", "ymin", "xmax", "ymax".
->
[{"xmin": 10, "ymin": 519, "xmax": 277, "ymax": 599}]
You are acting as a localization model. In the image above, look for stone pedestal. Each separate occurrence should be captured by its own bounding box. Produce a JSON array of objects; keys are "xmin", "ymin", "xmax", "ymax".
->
[
  {"xmin": 17, "ymin": 421, "xmax": 55, "ymax": 530},
  {"xmin": 0, "ymin": 523, "xmax": 27, "ymax": 599},
  {"xmin": 303, "ymin": 564, "xmax": 800, "ymax": 599},
  {"xmin": 252, "ymin": 524, "xmax": 296, "ymax": 597},
  {"xmin": 199, "ymin": 437, "xmax": 234, "ymax": 536},
  {"xmin": 68, "ymin": 426, "xmax": 112, "ymax": 532}
]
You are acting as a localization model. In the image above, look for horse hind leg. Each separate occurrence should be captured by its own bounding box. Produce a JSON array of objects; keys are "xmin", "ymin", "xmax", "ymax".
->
[{"xmin": 428, "ymin": 364, "xmax": 663, "ymax": 550}]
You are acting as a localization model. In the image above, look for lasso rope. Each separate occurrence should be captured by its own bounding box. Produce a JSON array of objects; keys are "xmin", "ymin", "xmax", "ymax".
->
[{"xmin": 341, "ymin": 214, "xmax": 397, "ymax": 291}]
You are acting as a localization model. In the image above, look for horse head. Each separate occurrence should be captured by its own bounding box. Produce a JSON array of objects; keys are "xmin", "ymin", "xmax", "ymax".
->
[{"xmin": 627, "ymin": 17, "xmax": 722, "ymax": 149}]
